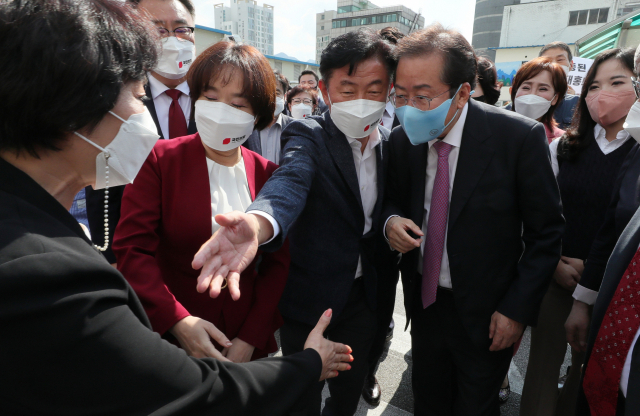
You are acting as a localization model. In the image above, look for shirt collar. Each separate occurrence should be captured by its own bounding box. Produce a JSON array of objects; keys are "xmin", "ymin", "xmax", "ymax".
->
[
  {"xmin": 428, "ymin": 102, "xmax": 469, "ymax": 149},
  {"xmin": 384, "ymin": 101, "xmax": 395, "ymax": 117},
  {"xmin": 147, "ymin": 72, "xmax": 190, "ymax": 100},
  {"xmin": 594, "ymin": 123, "xmax": 630, "ymax": 141}
]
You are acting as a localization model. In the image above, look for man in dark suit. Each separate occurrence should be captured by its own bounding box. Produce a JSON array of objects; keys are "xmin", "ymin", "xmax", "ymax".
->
[
  {"xmin": 383, "ymin": 25, "xmax": 564, "ymax": 415},
  {"xmin": 575, "ymin": 205, "xmax": 640, "ymax": 415},
  {"xmin": 191, "ymin": 28, "xmax": 396, "ymax": 416},
  {"xmin": 244, "ymin": 70, "xmax": 294, "ymax": 164},
  {"xmin": 84, "ymin": 0, "xmax": 198, "ymax": 265}
]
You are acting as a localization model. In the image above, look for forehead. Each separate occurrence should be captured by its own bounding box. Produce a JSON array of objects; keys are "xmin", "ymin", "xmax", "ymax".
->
[
  {"xmin": 300, "ymin": 74, "xmax": 316, "ymax": 82},
  {"xmin": 523, "ymin": 69, "xmax": 553, "ymax": 84},
  {"xmin": 292, "ymin": 91, "xmax": 312, "ymax": 98},
  {"xmin": 330, "ymin": 57, "xmax": 389, "ymax": 85},
  {"xmin": 395, "ymin": 53, "xmax": 446, "ymax": 89},
  {"xmin": 541, "ymin": 47, "xmax": 569, "ymax": 60},
  {"xmin": 595, "ymin": 58, "xmax": 632, "ymax": 78},
  {"xmin": 138, "ymin": 0, "xmax": 193, "ymax": 25},
  {"xmin": 208, "ymin": 66, "xmax": 244, "ymax": 91}
]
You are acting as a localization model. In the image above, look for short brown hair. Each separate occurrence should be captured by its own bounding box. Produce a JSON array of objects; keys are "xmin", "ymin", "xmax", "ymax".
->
[
  {"xmin": 395, "ymin": 24, "xmax": 477, "ymax": 94},
  {"xmin": 510, "ymin": 57, "xmax": 567, "ymax": 130},
  {"xmin": 286, "ymin": 85, "xmax": 318, "ymax": 107},
  {"xmin": 187, "ymin": 41, "xmax": 275, "ymax": 130}
]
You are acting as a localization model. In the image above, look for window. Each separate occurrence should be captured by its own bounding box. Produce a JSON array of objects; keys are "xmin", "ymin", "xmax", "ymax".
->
[
  {"xmin": 332, "ymin": 20, "xmax": 338, "ymax": 28},
  {"xmin": 321, "ymin": 14, "xmax": 325, "ymax": 19},
  {"xmin": 341, "ymin": 19, "xmax": 347, "ymax": 27},
  {"xmin": 352, "ymin": 19, "xmax": 359, "ymax": 26},
  {"xmin": 569, "ymin": 8, "xmax": 609, "ymax": 26},
  {"xmin": 338, "ymin": 5, "xmax": 361, "ymax": 13},
  {"xmin": 294, "ymin": 64, "xmax": 301, "ymax": 80},
  {"xmin": 321, "ymin": 25, "xmax": 324, "ymax": 30}
]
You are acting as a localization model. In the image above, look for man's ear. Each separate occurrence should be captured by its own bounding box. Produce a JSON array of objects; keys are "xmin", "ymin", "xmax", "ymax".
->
[{"xmin": 319, "ymin": 79, "xmax": 330, "ymax": 109}]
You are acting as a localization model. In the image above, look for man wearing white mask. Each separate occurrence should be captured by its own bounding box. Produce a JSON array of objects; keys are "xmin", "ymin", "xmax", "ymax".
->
[
  {"xmin": 188, "ymin": 28, "xmax": 396, "ymax": 416},
  {"xmin": 244, "ymin": 70, "xmax": 294, "ymax": 164},
  {"xmin": 132, "ymin": 0, "xmax": 197, "ymax": 140}
]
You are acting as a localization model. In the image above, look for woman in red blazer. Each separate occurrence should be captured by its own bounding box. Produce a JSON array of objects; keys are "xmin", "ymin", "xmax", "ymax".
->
[{"xmin": 113, "ymin": 41, "xmax": 288, "ymax": 363}]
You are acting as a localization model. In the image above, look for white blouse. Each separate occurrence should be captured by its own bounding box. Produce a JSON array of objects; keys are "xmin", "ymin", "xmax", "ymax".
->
[{"xmin": 205, "ymin": 156, "xmax": 252, "ymax": 234}]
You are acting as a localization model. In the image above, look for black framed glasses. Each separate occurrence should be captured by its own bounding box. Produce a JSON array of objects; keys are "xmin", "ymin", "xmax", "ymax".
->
[
  {"xmin": 292, "ymin": 98, "xmax": 313, "ymax": 105},
  {"xmin": 390, "ymin": 87, "xmax": 455, "ymax": 111},
  {"xmin": 158, "ymin": 26, "xmax": 195, "ymax": 41},
  {"xmin": 632, "ymin": 77, "xmax": 640, "ymax": 99}
]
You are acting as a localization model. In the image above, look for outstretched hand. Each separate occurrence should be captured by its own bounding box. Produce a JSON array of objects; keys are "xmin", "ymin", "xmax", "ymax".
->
[
  {"xmin": 304, "ymin": 309, "xmax": 354, "ymax": 381},
  {"xmin": 192, "ymin": 211, "xmax": 261, "ymax": 300}
]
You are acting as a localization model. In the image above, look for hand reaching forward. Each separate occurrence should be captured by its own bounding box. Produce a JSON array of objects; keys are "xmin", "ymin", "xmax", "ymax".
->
[
  {"xmin": 192, "ymin": 211, "xmax": 264, "ymax": 300},
  {"xmin": 489, "ymin": 312, "xmax": 525, "ymax": 352},
  {"xmin": 170, "ymin": 316, "xmax": 232, "ymax": 361},
  {"xmin": 304, "ymin": 309, "xmax": 354, "ymax": 381}
]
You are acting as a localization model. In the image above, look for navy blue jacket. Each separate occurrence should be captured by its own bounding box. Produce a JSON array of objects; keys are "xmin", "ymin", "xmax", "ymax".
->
[{"xmin": 249, "ymin": 112, "xmax": 391, "ymax": 325}]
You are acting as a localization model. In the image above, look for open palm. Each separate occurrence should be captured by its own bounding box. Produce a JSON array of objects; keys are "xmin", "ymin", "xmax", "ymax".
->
[{"xmin": 192, "ymin": 211, "xmax": 260, "ymax": 300}]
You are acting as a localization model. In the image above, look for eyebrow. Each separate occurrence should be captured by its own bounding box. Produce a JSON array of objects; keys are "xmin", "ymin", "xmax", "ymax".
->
[
  {"xmin": 394, "ymin": 83, "xmax": 432, "ymax": 91},
  {"xmin": 522, "ymin": 81, "xmax": 551, "ymax": 88}
]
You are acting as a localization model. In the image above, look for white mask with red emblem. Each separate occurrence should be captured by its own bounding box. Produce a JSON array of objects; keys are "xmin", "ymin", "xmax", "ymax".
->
[
  {"xmin": 195, "ymin": 100, "xmax": 256, "ymax": 151},
  {"xmin": 327, "ymin": 95, "xmax": 386, "ymax": 139}
]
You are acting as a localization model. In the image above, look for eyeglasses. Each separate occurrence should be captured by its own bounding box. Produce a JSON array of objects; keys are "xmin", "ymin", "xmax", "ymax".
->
[
  {"xmin": 632, "ymin": 77, "xmax": 640, "ymax": 99},
  {"xmin": 157, "ymin": 26, "xmax": 195, "ymax": 41},
  {"xmin": 390, "ymin": 88, "xmax": 454, "ymax": 111},
  {"xmin": 292, "ymin": 98, "xmax": 313, "ymax": 105}
]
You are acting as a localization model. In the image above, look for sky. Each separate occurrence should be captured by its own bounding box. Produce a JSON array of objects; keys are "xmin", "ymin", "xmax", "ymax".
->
[{"xmin": 193, "ymin": 0, "xmax": 477, "ymax": 63}]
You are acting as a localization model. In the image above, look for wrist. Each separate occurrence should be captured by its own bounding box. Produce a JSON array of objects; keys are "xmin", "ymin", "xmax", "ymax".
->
[
  {"xmin": 572, "ymin": 299, "xmax": 589, "ymax": 310},
  {"xmin": 252, "ymin": 213, "xmax": 273, "ymax": 244}
]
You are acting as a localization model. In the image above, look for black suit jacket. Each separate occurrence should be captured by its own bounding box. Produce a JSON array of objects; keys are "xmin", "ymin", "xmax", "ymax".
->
[
  {"xmin": 85, "ymin": 82, "xmax": 197, "ymax": 263},
  {"xmin": 576, "ymin": 204, "xmax": 640, "ymax": 416},
  {"xmin": 249, "ymin": 112, "xmax": 391, "ymax": 326},
  {"xmin": 243, "ymin": 114, "xmax": 294, "ymax": 157},
  {"xmin": 581, "ymin": 143, "xmax": 640, "ymax": 293},
  {"xmin": 0, "ymin": 156, "xmax": 321, "ymax": 416},
  {"xmin": 383, "ymin": 99, "xmax": 564, "ymax": 348}
]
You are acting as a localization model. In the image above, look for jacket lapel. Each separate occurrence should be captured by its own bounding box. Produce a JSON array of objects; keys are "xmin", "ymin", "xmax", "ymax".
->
[
  {"xmin": 144, "ymin": 83, "xmax": 163, "ymax": 139},
  {"xmin": 448, "ymin": 101, "xmax": 495, "ymax": 229},
  {"xmin": 241, "ymin": 146, "xmax": 258, "ymax": 201},
  {"xmin": 323, "ymin": 112, "xmax": 363, "ymax": 209},
  {"xmin": 410, "ymin": 139, "xmax": 430, "ymax": 227},
  {"xmin": 371, "ymin": 128, "xmax": 388, "ymax": 229},
  {"xmin": 181, "ymin": 135, "xmax": 215, "ymax": 242}
]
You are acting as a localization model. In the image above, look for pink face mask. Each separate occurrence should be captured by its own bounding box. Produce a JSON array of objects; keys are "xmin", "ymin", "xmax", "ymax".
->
[{"xmin": 586, "ymin": 89, "xmax": 637, "ymax": 127}]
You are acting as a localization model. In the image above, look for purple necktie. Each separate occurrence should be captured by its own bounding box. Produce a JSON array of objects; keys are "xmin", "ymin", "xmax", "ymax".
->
[{"xmin": 422, "ymin": 141, "xmax": 453, "ymax": 309}]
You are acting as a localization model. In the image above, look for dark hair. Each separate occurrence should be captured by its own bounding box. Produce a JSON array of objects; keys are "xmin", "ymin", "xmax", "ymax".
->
[
  {"xmin": 274, "ymin": 70, "xmax": 290, "ymax": 92},
  {"xmin": 558, "ymin": 48, "xmax": 635, "ymax": 161},
  {"xmin": 299, "ymin": 70, "xmax": 319, "ymax": 83},
  {"xmin": 188, "ymin": 42, "xmax": 275, "ymax": 130},
  {"xmin": 0, "ymin": 0, "xmax": 158, "ymax": 157},
  {"xmin": 320, "ymin": 28, "xmax": 396, "ymax": 85},
  {"xmin": 510, "ymin": 57, "xmax": 568, "ymax": 130},
  {"xmin": 286, "ymin": 86, "xmax": 318, "ymax": 108},
  {"xmin": 128, "ymin": 0, "xmax": 195, "ymax": 18},
  {"xmin": 539, "ymin": 41, "xmax": 573, "ymax": 63},
  {"xmin": 395, "ymin": 23, "xmax": 477, "ymax": 95},
  {"xmin": 475, "ymin": 56, "xmax": 501, "ymax": 105},
  {"xmin": 378, "ymin": 27, "xmax": 405, "ymax": 44}
]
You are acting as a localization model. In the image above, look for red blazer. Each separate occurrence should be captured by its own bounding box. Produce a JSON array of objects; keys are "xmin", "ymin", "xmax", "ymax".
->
[{"xmin": 113, "ymin": 133, "xmax": 289, "ymax": 358}]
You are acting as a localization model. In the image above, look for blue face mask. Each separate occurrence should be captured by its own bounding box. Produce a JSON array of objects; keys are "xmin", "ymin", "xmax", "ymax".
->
[{"xmin": 395, "ymin": 85, "xmax": 463, "ymax": 146}]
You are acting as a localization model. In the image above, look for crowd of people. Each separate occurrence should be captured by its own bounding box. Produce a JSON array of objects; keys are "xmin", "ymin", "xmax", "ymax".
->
[{"xmin": 1, "ymin": 0, "xmax": 640, "ymax": 415}]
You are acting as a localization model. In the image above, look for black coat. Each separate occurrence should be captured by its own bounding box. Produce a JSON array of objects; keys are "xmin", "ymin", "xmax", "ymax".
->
[
  {"xmin": 382, "ymin": 99, "xmax": 565, "ymax": 348},
  {"xmin": 249, "ymin": 113, "xmax": 391, "ymax": 326},
  {"xmin": 0, "ymin": 157, "xmax": 321, "ymax": 415}
]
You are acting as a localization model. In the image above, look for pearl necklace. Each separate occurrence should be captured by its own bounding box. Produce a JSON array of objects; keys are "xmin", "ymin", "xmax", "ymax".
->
[{"xmin": 95, "ymin": 152, "xmax": 110, "ymax": 252}]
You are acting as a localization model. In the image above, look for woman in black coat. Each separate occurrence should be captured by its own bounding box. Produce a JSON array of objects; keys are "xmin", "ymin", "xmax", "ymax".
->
[{"xmin": 0, "ymin": 1, "xmax": 351, "ymax": 415}]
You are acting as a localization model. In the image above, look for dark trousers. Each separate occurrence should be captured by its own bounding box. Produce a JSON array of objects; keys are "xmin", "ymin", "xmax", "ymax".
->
[
  {"xmin": 281, "ymin": 278, "xmax": 377, "ymax": 416},
  {"xmin": 368, "ymin": 261, "xmax": 400, "ymax": 375},
  {"xmin": 411, "ymin": 286, "xmax": 512, "ymax": 416}
]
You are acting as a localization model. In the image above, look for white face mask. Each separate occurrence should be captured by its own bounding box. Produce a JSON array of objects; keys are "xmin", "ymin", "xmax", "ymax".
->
[
  {"xmin": 623, "ymin": 101, "xmax": 640, "ymax": 144},
  {"xmin": 195, "ymin": 100, "xmax": 255, "ymax": 151},
  {"xmin": 560, "ymin": 65, "xmax": 571, "ymax": 76},
  {"xmin": 327, "ymin": 95, "xmax": 386, "ymax": 139},
  {"xmin": 75, "ymin": 108, "xmax": 160, "ymax": 189},
  {"xmin": 153, "ymin": 37, "xmax": 195, "ymax": 80},
  {"xmin": 514, "ymin": 94, "xmax": 554, "ymax": 121},
  {"xmin": 291, "ymin": 103, "xmax": 313, "ymax": 119},
  {"xmin": 274, "ymin": 97, "xmax": 285, "ymax": 117}
]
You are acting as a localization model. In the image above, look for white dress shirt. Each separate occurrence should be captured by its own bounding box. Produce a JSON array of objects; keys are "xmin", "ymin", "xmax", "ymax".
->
[
  {"xmin": 147, "ymin": 73, "xmax": 191, "ymax": 140},
  {"xmin": 206, "ymin": 157, "xmax": 252, "ymax": 234},
  {"xmin": 383, "ymin": 103, "xmax": 469, "ymax": 289},
  {"xmin": 250, "ymin": 127, "xmax": 382, "ymax": 279},
  {"xmin": 548, "ymin": 125, "xmax": 632, "ymax": 304},
  {"xmin": 381, "ymin": 101, "xmax": 395, "ymax": 129},
  {"xmin": 621, "ymin": 322, "xmax": 640, "ymax": 397},
  {"xmin": 259, "ymin": 113, "xmax": 284, "ymax": 164}
]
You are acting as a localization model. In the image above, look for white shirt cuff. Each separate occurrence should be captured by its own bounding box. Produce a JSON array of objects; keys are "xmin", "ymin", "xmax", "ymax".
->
[
  {"xmin": 247, "ymin": 210, "xmax": 280, "ymax": 245},
  {"xmin": 572, "ymin": 284, "xmax": 598, "ymax": 305}
]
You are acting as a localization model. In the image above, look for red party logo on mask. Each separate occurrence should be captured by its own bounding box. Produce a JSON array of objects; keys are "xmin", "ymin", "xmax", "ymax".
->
[
  {"xmin": 179, "ymin": 62, "xmax": 183, "ymax": 68},
  {"xmin": 223, "ymin": 138, "xmax": 231, "ymax": 145},
  {"xmin": 364, "ymin": 125, "xmax": 370, "ymax": 132}
]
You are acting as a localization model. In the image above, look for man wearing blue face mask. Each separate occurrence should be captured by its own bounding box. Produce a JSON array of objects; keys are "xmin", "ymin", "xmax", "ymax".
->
[
  {"xmin": 190, "ymin": 28, "xmax": 397, "ymax": 416},
  {"xmin": 382, "ymin": 24, "xmax": 564, "ymax": 414}
]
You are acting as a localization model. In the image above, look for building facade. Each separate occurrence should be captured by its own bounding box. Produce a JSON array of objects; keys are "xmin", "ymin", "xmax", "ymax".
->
[
  {"xmin": 194, "ymin": 25, "xmax": 231, "ymax": 56},
  {"xmin": 472, "ymin": 0, "xmax": 518, "ymax": 61},
  {"xmin": 315, "ymin": 0, "xmax": 425, "ymax": 64},
  {"xmin": 213, "ymin": 0, "xmax": 274, "ymax": 56}
]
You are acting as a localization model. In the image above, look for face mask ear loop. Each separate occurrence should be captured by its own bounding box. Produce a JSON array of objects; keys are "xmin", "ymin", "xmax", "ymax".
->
[
  {"xmin": 109, "ymin": 111, "xmax": 127, "ymax": 124},
  {"xmin": 74, "ymin": 131, "xmax": 110, "ymax": 252}
]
